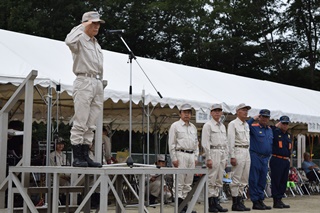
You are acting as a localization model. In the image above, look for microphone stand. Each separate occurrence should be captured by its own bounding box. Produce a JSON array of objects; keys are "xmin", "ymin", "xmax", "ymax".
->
[{"xmin": 116, "ymin": 34, "xmax": 163, "ymax": 161}]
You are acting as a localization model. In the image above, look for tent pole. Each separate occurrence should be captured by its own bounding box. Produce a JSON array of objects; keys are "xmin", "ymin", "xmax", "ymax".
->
[
  {"xmin": 147, "ymin": 104, "xmax": 150, "ymax": 164},
  {"xmin": 129, "ymin": 54, "xmax": 133, "ymax": 156},
  {"xmin": 141, "ymin": 89, "xmax": 145, "ymax": 164},
  {"xmin": 45, "ymin": 84, "xmax": 52, "ymax": 209}
]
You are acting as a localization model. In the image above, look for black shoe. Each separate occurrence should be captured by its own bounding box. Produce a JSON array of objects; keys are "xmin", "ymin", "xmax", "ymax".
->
[
  {"xmin": 149, "ymin": 194, "xmax": 157, "ymax": 205},
  {"xmin": 238, "ymin": 197, "xmax": 251, "ymax": 211},
  {"xmin": 214, "ymin": 197, "xmax": 228, "ymax": 212},
  {"xmin": 231, "ymin": 197, "xmax": 245, "ymax": 211},
  {"xmin": 252, "ymin": 200, "xmax": 266, "ymax": 210},
  {"xmin": 179, "ymin": 199, "xmax": 196, "ymax": 213},
  {"xmin": 209, "ymin": 197, "xmax": 218, "ymax": 213},
  {"xmin": 259, "ymin": 200, "xmax": 271, "ymax": 210},
  {"xmin": 279, "ymin": 199, "xmax": 290, "ymax": 208},
  {"xmin": 273, "ymin": 198, "xmax": 283, "ymax": 208},
  {"xmin": 72, "ymin": 145, "xmax": 88, "ymax": 167},
  {"xmin": 82, "ymin": 144, "xmax": 102, "ymax": 167},
  {"xmin": 178, "ymin": 198, "xmax": 186, "ymax": 213}
]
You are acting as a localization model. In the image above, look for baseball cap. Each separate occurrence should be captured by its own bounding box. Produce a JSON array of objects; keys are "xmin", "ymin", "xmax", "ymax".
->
[
  {"xmin": 236, "ymin": 103, "xmax": 251, "ymax": 111},
  {"xmin": 157, "ymin": 154, "xmax": 166, "ymax": 162},
  {"xmin": 210, "ymin": 103, "xmax": 222, "ymax": 111},
  {"xmin": 280, "ymin": 115, "xmax": 290, "ymax": 123},
  {"xmin": 82, "ymin": 11, "xmax": 105, "ymax": 23},
  {"xmin": 179, "ymin": 103, "xmax": 192, "ymax": 111},
  {"xmin": 259, "ymin": 109, "xmax": 271, "ymax": 117}
]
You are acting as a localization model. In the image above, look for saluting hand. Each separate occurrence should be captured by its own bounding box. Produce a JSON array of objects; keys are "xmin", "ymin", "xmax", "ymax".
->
[{"xmin": 82, "ymin": 20, "xmax": 93, "ymax": 27}]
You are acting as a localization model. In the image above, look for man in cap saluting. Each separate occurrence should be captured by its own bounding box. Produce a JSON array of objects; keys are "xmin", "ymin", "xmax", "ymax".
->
[
  {"xmin": 247, "ymin": 109, "xmax": 273, "ymax": 210},
  {"xmin": 65, "ymin": 11, "xmax": 106, "ymax": 167},
  {"xmin": 270, "ymin": 115, "xmax": 292, "ymax": 209}
]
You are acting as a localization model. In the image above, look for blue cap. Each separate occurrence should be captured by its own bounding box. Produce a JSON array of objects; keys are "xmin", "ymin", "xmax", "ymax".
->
[
  {"xmin": 259, "ymin": 109, "xmax": 270, "ymax": 117},
  {"xmin": 280, "ymin": 115, "xmax": 290, "ymax": 123}
]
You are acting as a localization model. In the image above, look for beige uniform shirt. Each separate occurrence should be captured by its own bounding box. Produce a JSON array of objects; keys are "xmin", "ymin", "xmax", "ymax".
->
[
  {"xmin": 168, "ymin": 119, "xmax": 199, "ymax": 162},
  {"xmin": 50, "ymin": 151, "xmax": 68, "ymax": 166},
  {"xmin": 227, "ymin": 117, "xmax": 250, "ymax": 158},
  {"xmin": 65, "ymin": 24, "xmax": 104, "ymax": 77},
  {"xmin": 201, "ymin": 119, "xmax": 229, "ymax": 160}
]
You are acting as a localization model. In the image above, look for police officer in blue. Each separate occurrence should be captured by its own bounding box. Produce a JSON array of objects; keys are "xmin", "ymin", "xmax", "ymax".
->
[
  {"xmin": 270, "ymin": 116, "xmax": 291, "ymax": 209},
  {"xmin": 247, "ymin": 109, "xmax": 273, "ymax": 210}
]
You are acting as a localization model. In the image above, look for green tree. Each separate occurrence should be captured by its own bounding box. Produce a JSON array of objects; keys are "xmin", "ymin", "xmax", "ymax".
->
[
  {"xmin": 0, "ymin": 0, "xmax": 320, "ymax": 91},
  {"xmin": 281, "ymin": 0, "xmax": 320, "ymax": 90}
]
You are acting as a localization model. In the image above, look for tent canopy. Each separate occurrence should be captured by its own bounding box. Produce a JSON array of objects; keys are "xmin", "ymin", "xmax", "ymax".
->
[{"xmin": 1, "ymin": 29, "xmax": 320, "ymax": 133}]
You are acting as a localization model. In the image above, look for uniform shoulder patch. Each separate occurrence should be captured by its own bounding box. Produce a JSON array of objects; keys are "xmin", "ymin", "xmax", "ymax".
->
[{"xmin": 251, "ymin": 123, "xmax": 260, "ymax": 126}]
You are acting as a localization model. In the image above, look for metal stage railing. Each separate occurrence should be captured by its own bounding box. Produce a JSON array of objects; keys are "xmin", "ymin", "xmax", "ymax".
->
[{"xmin": 8, "ymin": 165, "xmax": 208, "ymax": 213}]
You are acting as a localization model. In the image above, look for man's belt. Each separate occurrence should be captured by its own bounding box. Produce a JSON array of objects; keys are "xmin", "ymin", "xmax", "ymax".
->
[
  {"xmin": 77, "ymin": 73, "xmax": 101, "ymax": 80},
  {"xmin": 235, "ymin": 145, "xmax": 249, "ymax": 148},
  {"xmin": 272, "ymin": 154, "xmax": 289, "ymax": 160},
  {"xmin": 176, "ymin": 149, "xmax": 194, "ymax": 154},
  {"xmin": 210, "ymin": 145, "xmax": 227, "ymax": 150}
]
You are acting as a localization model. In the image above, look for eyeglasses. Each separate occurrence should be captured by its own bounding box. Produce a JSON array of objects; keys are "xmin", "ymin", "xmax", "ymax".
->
[{"xmin": 282, "ymin": 122, "xmax": 289, "ymax": 125}]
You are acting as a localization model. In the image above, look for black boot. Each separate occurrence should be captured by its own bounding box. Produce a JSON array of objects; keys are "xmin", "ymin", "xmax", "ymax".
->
[
  {"xmin": 238, "ymin": 197, "xmax": 251, "ymax": 211},
  {"xmin": 178, "ymin": 198, "xmax": 186, "ymax": 213},
  {"xmin": 214, "ymin": 197, "xmax": 228, "ymax": 212},
  {"xmin": 72, "ymin": 145, "xmax": 88, "ymax": 167},
  {"xmin": 209, "ymin": 197, "xmax": 218, "ymax": 213},
  {"xmin": 273, "ymin": 198, "xmax": 283, "ymax": 208},
  {"xmin": 259, "ymin": 200, "xmax": 271, "ymax": 210},
  {"xmin": 252, "ymin": 200, "xmax": 265, "ymax": 210},
  {"xmin": 178, "ymin": 198, "xmax": 197, "ymax": 213},
  {"xmin": 231, "ymin": 196, "xmax": 244, "ymax": 211},
  {"xmin": 82, "ymin": 144, "xmax": 102, "ymax": 167},
  {"xmin": 149, "ymin": 194, "xmax": 157, "ymax": 205},
  {"xmin": 279, "ymin": 198, "xmax": 290, "ymax": 208}
]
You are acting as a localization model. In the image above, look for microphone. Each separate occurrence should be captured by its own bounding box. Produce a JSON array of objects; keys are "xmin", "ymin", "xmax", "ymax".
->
[{"xmin": 106, "ymin": 29, "xmax": 125, "ymax": 34}]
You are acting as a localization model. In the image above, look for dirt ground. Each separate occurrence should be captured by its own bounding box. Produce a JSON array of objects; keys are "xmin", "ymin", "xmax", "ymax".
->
[
  {"xmin": 103, "ymin": 194, "xmax": 320, "ymax": 213},
  {"xmin": 1, "ymin": 194, "xmax": 318, "ymax": 212}
]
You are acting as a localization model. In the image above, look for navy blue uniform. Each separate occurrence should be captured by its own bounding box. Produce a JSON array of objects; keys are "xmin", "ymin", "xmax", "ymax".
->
[
  {"xmin": 247, "ymin": 118, "xmax": 273, "ymax": 202},
  {"xmin": 269, "ymin": 126, "xmax": 291, "ymax": 199}
]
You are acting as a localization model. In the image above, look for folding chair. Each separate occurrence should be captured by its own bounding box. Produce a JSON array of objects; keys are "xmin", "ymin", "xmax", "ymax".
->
[
  {"xmin": 296, "ymin": 168, "xmax": 311, "ymax": 195},
  {"xmin": 264, "ymin": 172, "xmax": 272, "ymax": 198},
  {"xmin": 288, "ymin": 167, "xmax": 303, "ymax": 196},
  {"xmin": 310, "ymin": 169, "xmax": 320, "ymax": 193}
]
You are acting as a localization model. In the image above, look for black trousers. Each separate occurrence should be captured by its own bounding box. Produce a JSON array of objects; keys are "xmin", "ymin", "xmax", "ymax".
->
[
  {"xmin": 270, "ymin": 156, "xmax": 290, "ymax": 198},
  {"xmin": 306, "ymin": 170, "xmax": 320, "ymax": 182}
]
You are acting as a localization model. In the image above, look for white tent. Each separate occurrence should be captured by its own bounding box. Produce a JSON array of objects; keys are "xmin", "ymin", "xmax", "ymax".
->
[{"xmin": 1, "ymin": 29, "xmax": 320, "ymax": 133}]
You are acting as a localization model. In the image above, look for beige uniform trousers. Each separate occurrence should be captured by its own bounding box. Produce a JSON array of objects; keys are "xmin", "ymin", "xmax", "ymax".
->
[
  {"xmin": 208, "ymin": 149, "xmax": 228, "ymax": 197},
  {"xmin": 70, "ymin": 76, "xmax": 103, "ymax": 145},
  {"xmin": 149, "ymin": 178, "xmax": 172, "ymax": 199},
  {"xmin": 230, "ymin": 147, "xmax": 250, "ymax": 196},
  {"xmin": 173, "ymin": 151, "xmax": 195, "ymax": 199}
]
